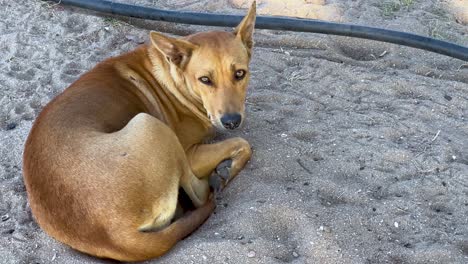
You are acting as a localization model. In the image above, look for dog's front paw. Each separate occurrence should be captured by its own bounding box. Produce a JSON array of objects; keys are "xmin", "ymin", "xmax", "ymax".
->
[
  {"xmin": 209, "ymin": 159, "xmax": 232, "ymax": 193},
  {"xmin": 209, "ymin": 172, "xmax": 224, "ymax": 193},
  {"xmin": 215, "ymin": 159, "xmax": 232, "ymax": 181}
]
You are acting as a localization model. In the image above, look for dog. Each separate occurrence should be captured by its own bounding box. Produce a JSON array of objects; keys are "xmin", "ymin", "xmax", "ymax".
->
[{"xmin": 22, "ymin": 3, "xmax": 256, "ymax": 262}]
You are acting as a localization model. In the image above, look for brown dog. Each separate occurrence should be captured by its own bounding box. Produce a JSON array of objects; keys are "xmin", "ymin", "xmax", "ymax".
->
[{"xmin": 22, "ymin": 3, "xmax": 256, "ymax": 262}]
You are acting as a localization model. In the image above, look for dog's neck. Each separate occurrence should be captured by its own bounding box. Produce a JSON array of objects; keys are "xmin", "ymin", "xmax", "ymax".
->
[{"xmin": 146, "ymin": 45, "xmax": 212, "ymax": 131}]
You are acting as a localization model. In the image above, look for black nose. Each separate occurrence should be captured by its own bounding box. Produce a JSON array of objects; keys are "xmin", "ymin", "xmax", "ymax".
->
[{"xmin": 220, "ymin": 113, "xmax": 242, "ymax": 129}]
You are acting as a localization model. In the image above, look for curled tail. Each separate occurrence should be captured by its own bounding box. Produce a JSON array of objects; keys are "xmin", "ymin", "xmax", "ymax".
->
[{"xmin": 107, "ymin": 197, "xmax": 215, "ymax": 262}]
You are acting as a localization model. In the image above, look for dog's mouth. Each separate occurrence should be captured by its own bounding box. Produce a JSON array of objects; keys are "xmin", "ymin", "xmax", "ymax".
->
[{"xmin": 208, "ymin": 113, "xmax": 225, "ymax": 130}]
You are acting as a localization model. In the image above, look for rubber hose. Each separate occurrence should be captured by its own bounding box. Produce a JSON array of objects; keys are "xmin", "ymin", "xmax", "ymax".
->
[{"xmin": 50, "ymin": 0, "xmax": 468, "ymax": 61}]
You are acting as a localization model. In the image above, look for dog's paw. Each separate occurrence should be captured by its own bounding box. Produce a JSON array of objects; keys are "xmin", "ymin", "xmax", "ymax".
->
[
  {"xmin": 209, "ymin": 173, "xmax": 224, "ymax": 193},
  {"xmin": 209, "ymin": 160, "xmax": 233, "ymax": 193},
  {"xmin": 215, "ymin": 159, "xmax": 232, "ymax": 181}
]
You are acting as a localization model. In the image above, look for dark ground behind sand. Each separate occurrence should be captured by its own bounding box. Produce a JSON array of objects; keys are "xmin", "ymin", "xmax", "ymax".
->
[{"xmin": 1, "ymin": 0, "xmax": 467, "ymax": 263}]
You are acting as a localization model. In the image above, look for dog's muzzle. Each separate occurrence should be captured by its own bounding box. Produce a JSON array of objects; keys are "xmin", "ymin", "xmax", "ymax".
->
[{"xmin": 220, "ymin": 113, "xmax": 242, "ymax": 130}]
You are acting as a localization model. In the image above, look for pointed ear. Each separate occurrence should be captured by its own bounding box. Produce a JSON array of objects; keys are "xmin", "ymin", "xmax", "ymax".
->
[
  {"xmin": 234, "ymin": 1, "xmax": 256, "ymax": 56},
  {"xmin": 150, "ymin": 31, "xmax": 197, "ymax": 67}
]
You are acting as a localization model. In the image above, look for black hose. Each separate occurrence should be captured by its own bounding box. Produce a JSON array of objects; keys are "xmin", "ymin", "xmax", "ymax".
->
[{"xmin": 51, "ymin": 0, "xmax": 468, "ymax": 61}]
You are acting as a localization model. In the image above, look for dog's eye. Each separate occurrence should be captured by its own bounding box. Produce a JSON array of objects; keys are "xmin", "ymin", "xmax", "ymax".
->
[
  {"xmin": 198, "ymin": 76, "xmax": 212, "ymax": 85},
  {"xmin": 235, "ymin": 70, "xmax": 246, "ymax": 80}
]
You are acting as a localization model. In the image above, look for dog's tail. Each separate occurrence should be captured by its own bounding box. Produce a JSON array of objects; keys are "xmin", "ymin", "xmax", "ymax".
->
[{"xmin": 109, "ymin": 197, "xmax": 215, "ymax": 262}]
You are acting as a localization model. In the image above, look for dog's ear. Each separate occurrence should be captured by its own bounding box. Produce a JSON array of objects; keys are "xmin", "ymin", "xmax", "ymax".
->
[
  {"xmin": 150, "ymin": 31, "xmax": 197, "ymax": 68},
  {"xmin": 234, "ymin": 1, "xmax": 256, "ymax": 57}
]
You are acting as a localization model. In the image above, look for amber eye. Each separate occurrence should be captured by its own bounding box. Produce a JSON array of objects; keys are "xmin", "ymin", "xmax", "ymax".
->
[
  {"xmin": 235, "ymin": 70, "xmax": 246, "ymax": 80},
  {"xmin": 199, "ymin": 76, "xmax": 212, "ymax": 85}
]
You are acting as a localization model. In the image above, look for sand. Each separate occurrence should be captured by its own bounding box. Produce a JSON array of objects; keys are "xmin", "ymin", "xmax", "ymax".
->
[
  {"xmin": 230, "ymin": 0, "xmax": 343, "ymax": 21},
  {"xmin": 1, "ymin": 0, "xmax": 467, "ymax": 263}
]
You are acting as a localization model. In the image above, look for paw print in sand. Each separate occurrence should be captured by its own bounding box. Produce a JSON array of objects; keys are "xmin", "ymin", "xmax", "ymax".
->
[{"xmin": 230, "ymin": 0, "xmax": 342, "ymax": 22}]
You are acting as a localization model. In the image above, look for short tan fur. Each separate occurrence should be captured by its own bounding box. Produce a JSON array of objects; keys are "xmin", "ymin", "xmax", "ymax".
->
[{"xmin": 22, "ymin": 2, "xmax": 256, "ymax": 262}]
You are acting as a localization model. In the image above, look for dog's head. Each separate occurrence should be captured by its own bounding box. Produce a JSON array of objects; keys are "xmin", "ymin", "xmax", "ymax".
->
[{"xmin": 150, "ymin": 2, "xmax": 256, "ymax": 130}]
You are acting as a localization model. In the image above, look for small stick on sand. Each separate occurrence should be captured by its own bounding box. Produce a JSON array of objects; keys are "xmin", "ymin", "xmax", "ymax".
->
[
  {"xmin": 431, "ymin": 130, "xmax": 441, "ymax": 142},
  {"xmin": 296, "ymin": 159, "xmax": 312, "ymax": 174}
]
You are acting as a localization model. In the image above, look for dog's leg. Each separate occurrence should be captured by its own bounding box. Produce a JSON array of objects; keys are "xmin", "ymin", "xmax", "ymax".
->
[
  {"xmin": 118, "ymin": 113, "xmax": 210, "ymax": 229},
  {"xmin": 180, "ymin": 174, "xmax": 210, "ymax": 208},
  {"xmin": 138, "ymin": 189, "xmax": 179, "ymax": 232},
  {"xmin": 187, "ymin": 137, "xmax": 252, "ymax": 189}
]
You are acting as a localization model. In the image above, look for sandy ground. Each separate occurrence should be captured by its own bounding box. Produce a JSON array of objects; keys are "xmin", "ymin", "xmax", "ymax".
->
[{"xmin": 1, "ymin": 0, "xmax": 468, "ymax": 263}]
